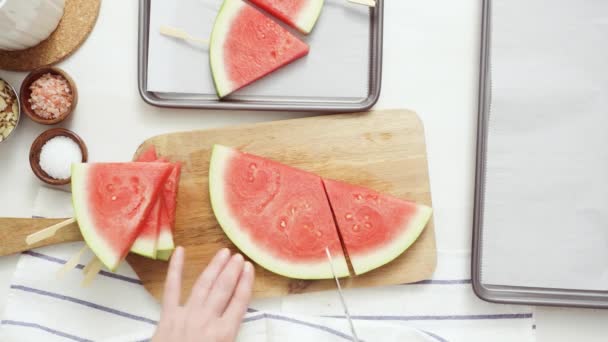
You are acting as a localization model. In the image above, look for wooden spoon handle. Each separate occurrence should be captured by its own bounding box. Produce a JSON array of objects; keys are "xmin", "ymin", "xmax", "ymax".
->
[{"xmin": 0, "ymin": 218, "xmax": 82, "ymax": 256}]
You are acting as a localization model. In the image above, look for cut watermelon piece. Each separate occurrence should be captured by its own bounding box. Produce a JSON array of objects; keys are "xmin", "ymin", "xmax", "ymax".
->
[
  {"xmin": 130, "ymin": 200, "xmax": 161, "ymax": 258},
  {"xmin": 157, "ymin": 159, "xmax": 181, "ymax": 254},
  {"xmin": 249, "ymin": 0, "xmax": 324, "ymax": 34},
  {"xmin": 210, "ymin": 0, "xmax": 310, "ymax": 98},
  {"xmin": 209, "ymin": 145, "xmax": 349, "ymax": 279},
  {"xmin": 131, "ymin": 147, "xmax": 162, "ymax": 258},
  {"xmin": 323, "ymin": 179, "xmax": 433, "ymax": 275},
  {"xmin": 72, "ymin": 163, "xmax": 172, "ymax": 271}
]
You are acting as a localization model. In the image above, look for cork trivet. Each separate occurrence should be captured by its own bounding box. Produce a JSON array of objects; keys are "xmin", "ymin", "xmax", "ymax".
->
[{"xmin": 0, "ymin": 0, "xmax": 101, "ymax": 71}]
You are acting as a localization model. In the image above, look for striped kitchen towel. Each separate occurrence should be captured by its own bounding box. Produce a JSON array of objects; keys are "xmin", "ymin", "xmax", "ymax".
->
[{"xmin": 0, "ymin": 187, "xmax": 536, "ymax": 341}]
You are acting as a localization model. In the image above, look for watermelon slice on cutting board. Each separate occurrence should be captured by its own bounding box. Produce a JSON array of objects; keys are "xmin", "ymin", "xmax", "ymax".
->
[
  {"xmin": 210, "ymin": 0, "xmax": 310, "ymax": 98},
  {"xmin": 131, "ymin": 147, "xmax": 163, "ymax": 258},
  {"xmin": 72, "ymin": 163, "xmax": 172, "ymax": 271},
  {"xmin": 323, "ymin": 179, "xmax": 433, "ymax": 275},
  {"xmin": 156, "ymin": 158, "xmax": 182, "ymax": 260},
  {"xmin": 209, "ymin": 145, "xmax": 349, "ymax": 279},
  {"xmin": 208, "ymin": 145, "xmax": 432, "ymax": 279},
  {"xmin": 249, "ymin": 0, "xmax": 324, "ymax": 34}
]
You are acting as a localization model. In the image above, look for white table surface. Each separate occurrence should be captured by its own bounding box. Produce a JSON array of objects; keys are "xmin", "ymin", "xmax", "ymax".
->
[{"xmin": 1, "ymin": 0, "xmax": 607, "ymax": 341}]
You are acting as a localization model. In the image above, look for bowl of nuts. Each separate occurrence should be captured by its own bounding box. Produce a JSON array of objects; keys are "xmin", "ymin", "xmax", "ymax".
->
[{"xmin": 0, "ymin": 78, "xmax": 20, "ymax": 143}]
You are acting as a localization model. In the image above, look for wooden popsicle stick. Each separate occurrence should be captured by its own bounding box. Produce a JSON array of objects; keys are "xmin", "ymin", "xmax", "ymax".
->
[
  {"xmin": 159, "ymin": 25, "xmax": 209, "ymax": 45},
  {"xmin": 82, "ymin": 257, "xmax": 99, "ymax": 274},
  {"xmin": 81, "ymin": 258, "xmax": 103, "ymax": 287},
  {"xmin": 348, "ymin": 0, "xmax": 376, "ymax": 7},
  {"xmin": 25, "ymin": 218, "xmax": 76, "ymax": 245},
  {"xmin": 57, "ymin": 245, "xmax": 88, "ymax": 277}
]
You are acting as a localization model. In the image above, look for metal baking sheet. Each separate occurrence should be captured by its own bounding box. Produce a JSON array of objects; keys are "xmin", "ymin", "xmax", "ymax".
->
[
  {"xmin": 137, "ymin": 0, "xmax": 383, "ymax": 112},
  {"xmin": 473, "ymin": 0, "xmax": 608, "ymax": 308}
]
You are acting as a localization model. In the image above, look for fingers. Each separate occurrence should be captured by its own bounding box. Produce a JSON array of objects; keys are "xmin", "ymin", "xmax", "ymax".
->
[
  {"xmin": 186, "ymin": 248, "xmax": 231, "ymax": 307},
  {"xmin": 206, "ymin": 253, "xmax": 245, "ymax": 315},
  {"xmin": 161, "ymin": 246, "xmax": 184, "ymax": 311},
  {"xmin": 222, "ymin": 261, "xmax": 255, "ymax": 326}
]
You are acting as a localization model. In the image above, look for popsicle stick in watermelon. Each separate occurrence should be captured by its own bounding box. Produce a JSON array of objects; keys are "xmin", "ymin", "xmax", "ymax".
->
[
  {"xmin": 159, "ymin": 25, "xmax": 209, "ymax": 45},
  {"xmin": 210, "ymin": 0, "xmax": 310, "ymax": 98},
  {"xmin": 81, "ymin": 257, "xmax": 103, "ymax": 287},
  {"xmin": 347, "ymin": 0, "xmax": 376, "ymax": 7},
  {"xmin": 71, "ymin": 162, "xmax": 173, "ymax": 271},
  {"xmin": 57, "ymin": 245, "xmax": 89, "ymax": 277},
  {"xmin": 25, "ymin": 217, "xmax": 77, "ymax": 245}
]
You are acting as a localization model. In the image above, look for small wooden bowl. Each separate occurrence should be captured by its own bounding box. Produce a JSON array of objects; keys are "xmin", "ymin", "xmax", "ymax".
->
[
  {"xmin": 30, "ymin": 128, "xmax": 88, "ymax": 185},
  {"xmin": 20, "ymin": 67, "xmax": 78, "ymax": 125}
]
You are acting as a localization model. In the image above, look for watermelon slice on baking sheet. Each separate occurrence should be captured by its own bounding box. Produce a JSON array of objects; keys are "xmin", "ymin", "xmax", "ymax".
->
[
  {"xmin": 71, "ymin": 162, "xmax": 172, "ymax": 271},
  {"xmin": 323, "ymin": 179, "xmax": 433, "ymax": 275},
  {"xmin": 249, "ymin": 0, "xmax": 324, "ymax": 34},
  {"xmin": 210, "ymin": 0, "xmax": 310, "ymax": 98},
  {"xmin": 209, "ymin": 145, "xmax": 349, "ymax": 279}
]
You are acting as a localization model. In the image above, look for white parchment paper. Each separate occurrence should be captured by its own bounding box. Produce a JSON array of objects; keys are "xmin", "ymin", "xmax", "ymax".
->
[
  {"xmin": 481, "ymin": 0, "xmax": 608, "ymax": 290},
  {"xmin": 147, "ymin": 0, "xmax": 370, "ymax": 100}
]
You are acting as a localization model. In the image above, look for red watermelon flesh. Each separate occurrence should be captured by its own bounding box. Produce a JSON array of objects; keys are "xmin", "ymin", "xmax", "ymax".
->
[
  {"xmin": 71, "ymin": 163, "xmax": 172, "ymax": 271},
  {"xmin": 209, "ymin": 145, "xmax": 349, "ymax": 279},
  {"xmin": 210, "ymin": 0, "xmax": 310, "ymax": 98},
  {"xmin": 322, "ymin": 179, "xmax": 433, "ymax": 275},
  {"xmin": 131, "ymin": 147, "xmax": 162, "ymax": 258},
  {"xmin": 137, "ymin": 146, "xmax": 158, "ymax": 163},
  {"xmin": 249, "ymin": 0, "xmax": 324, "ymax": 34}
]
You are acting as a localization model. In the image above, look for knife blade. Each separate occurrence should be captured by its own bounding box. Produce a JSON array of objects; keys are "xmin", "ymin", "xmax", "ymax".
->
[{"xmin": 325, "ymin": 247, "xmax": 360, "ymax": 342}]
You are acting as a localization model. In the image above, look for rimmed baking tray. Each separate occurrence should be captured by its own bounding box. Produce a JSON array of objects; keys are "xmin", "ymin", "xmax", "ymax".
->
[
  {"xmin": 137, "ymin": 0, "xmax": 383, "ymax": 112},
  {"xmin": 473, "ymin": 0, "xmax": 608, "ymax": 308}
]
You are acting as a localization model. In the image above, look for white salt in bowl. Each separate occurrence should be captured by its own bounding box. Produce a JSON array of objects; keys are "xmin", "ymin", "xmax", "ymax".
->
[{"xmin": 30, "ymin": 128, "xmax": 88, "ymax": 185}]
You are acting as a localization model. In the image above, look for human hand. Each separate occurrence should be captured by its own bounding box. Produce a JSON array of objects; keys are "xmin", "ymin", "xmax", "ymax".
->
[{"xmin": 152, "ymin": 247, "xmax": 255, "ymax": 342}]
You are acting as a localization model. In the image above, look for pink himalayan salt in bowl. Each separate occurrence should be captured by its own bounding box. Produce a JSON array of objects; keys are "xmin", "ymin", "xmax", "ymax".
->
[
  {"xmin": 20, "ymin": 67, "xmax": 78, "ymax": 125},
  {"xmin": 29, "ymin": 73, "xmax": 73, "ymax": 120}
]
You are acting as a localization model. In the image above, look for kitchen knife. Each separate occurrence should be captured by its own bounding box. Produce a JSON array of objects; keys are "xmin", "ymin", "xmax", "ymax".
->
[{"xmin": 325, "ymin": 247, "xmax": 360, "ymax": 342}]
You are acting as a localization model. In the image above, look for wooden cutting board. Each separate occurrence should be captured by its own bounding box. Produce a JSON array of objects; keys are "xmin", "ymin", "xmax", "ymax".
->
[
  {"xmin": 0, "ymin": 109, "xmax": 436, "ymax": 301},
  {"xmin": 128, "ymin": 109, "xmax": 436, "ymax": 300}
]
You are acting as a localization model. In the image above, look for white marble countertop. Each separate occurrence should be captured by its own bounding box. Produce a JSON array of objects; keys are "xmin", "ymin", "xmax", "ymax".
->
[{"xmin": 1, "ymin": 0, "xmax": 607, "ymax": 340}]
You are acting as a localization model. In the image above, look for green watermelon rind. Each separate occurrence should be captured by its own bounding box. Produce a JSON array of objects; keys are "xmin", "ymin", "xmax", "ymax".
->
[
  {"xmin": 295, "ymin": 0, "xmax": 324, "ymax": 34},
  {"xmin": 130, "ymin": 238, "xmax": 157, "ymax": 259},
  {"xmin": 350, "ymin": 205, "xmax": 433, "ymax": 275},
  {"xmin": 209, "ymin": 0, "xmax": 244, "ymax": 98},
  {"xmin": 209, "ymin": 145, "xmax": 350, "ymax": 279},
  {"xmin": 72, "ymin": 164, "xmax": 121, "ymax": 271},
  {"xmin": 156, "ymin": 229, "xmax": 175, "ymax": 253},
  {"xmin": 156, "ymin": 249, "xmax": 174, "ymax": 261}
]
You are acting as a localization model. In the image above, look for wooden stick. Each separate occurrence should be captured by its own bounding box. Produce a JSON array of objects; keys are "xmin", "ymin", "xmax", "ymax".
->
[
  {"xmin": 25, "ymin": 218, "xmax": 76, "ymax": 245},
  {"xmin": 159, "ymin": 25, "xmax": 209, "ymax": 45},
  {"xmin": 81, "ymin": 258, "xmax": 102, "ymax": 287},
  {"xmin": 57, "ymin": 245, "xmax": 88, "ymax": 277},
  {"xmin": 348, "ymin": 0, "xmax": 376, "ymax": 7},
  {"xmin": 82, "ymin": 257, "xmax": 98, "ymax": 274}
]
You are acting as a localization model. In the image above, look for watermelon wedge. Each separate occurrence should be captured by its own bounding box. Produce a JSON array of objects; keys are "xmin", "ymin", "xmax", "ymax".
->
[
  {"xmin": 156, "ymin": 160, "xmax": 182, "ymax": 255},
  {"xmin": 210, "ymin": 0, "xmax": 310, "ymax": 98},
  {"xmin": 72, "ymin": 163, "xmax": 172, "ymax": 271},
  {"xmin": 323, "ymin": 179, "xmax": 433, "ymax": 275},
  {"xmin": 249, "ymin": 0, "xmax": 324, "ymax": 34},
  {"xmin": 131, "ymin": 147, "xmax": 162, "ymax": 258},
  {"xmin": 209, "ymin": 145, "xmax": 349, "ymax": 279}
]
